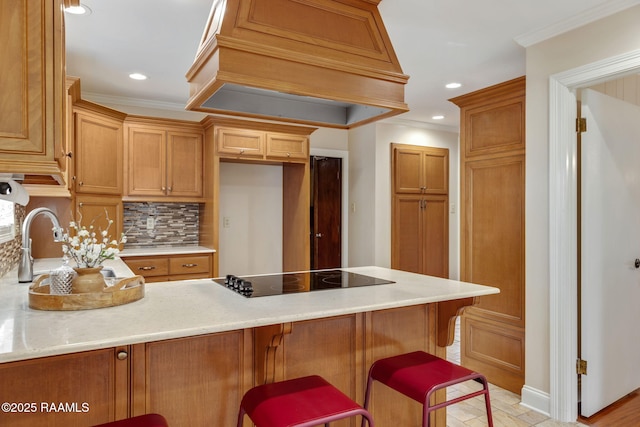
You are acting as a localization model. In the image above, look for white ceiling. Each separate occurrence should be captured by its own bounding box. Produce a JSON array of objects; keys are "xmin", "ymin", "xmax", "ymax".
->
[{"xmin": 65, "ymin": 0, "xmax": 637, "ymax": 130}]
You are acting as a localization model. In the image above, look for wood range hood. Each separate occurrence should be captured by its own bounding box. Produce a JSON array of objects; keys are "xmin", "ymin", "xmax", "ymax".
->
[{"xmin": 185, "ymin": 0, "xmax": 409, "ymax": 129}]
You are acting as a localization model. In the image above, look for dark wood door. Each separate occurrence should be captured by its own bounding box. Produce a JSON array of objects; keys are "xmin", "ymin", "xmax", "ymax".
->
[{"xmin": 311, "ymin": 156, "xmax": 341, "ymax": 269}]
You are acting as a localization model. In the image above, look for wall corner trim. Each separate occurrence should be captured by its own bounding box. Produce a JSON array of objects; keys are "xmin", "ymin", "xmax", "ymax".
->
[{"xmin": 520, "ymin": 385, "xmax": 551, "ymax": 417}]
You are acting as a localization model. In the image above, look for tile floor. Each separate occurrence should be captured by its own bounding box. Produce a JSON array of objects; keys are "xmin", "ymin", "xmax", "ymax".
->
[{"xmin": 445, "ymin": 319, "xmax": 587, "ymax": 427}]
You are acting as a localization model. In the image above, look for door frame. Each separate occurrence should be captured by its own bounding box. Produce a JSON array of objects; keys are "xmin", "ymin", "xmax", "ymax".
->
[
  {"xmin": 310, "ymin": 148, "xmax": 349, "ymax": 267},
  {"xmin": 549, "ymin": 48, "xmax": 640, "ymax": 421}
]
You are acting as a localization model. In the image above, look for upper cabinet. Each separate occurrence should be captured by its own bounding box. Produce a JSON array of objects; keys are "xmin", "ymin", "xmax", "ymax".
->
[
  {"xmin": 124, "ymin": 117, "xmax": 204, "ymax": 202},
  {"xmin": 393, "ymin": 145, "xmax": 449, "ymax": 195},
  {"xmin": 0, "ymin": 0, "xmax": 66, "ymax": 181},
  {"xmin": 73, "ymin": 102, "xmax": 125, "ymax": 195},
  {"xmin": 214, "ymin": 120, "xmax": 311, "ymax": 163}
]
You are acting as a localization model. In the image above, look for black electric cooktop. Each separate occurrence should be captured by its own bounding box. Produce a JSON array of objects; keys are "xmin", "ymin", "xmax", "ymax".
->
[{"xmin": 213, "ymin": 269, "xmax": 395, "ymax": 297}]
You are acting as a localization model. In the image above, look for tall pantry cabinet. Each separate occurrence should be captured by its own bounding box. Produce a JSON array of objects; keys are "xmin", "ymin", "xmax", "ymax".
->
[
  {"xmin": 450, "ymin": 76, "xmax": 525, "ymax": 394},
  {"xmin": 391, "ymin": 144, "xmax": 449, "ymax": 278}
]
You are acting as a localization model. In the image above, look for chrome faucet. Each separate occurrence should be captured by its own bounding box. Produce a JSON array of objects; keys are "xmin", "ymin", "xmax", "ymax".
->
[{"xmin": 18, "ymin": 208, "xmax": 64, "ymax": 283}]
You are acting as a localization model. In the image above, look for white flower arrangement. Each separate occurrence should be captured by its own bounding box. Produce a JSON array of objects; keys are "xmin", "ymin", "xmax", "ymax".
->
[{"xmin": 58, "ymin": 213, "xmax": 127, "ymax": 268}]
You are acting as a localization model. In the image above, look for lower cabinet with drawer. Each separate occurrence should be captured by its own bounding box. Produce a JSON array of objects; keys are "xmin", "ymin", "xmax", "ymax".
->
[{"xmin": 122, "ymin": 253, "xmax": 213, "ymax": 283}]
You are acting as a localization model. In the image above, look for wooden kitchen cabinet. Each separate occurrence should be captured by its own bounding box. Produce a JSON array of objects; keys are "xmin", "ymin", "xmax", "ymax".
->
[
  {"xmin": 215, "ymin": 125, "xmax": 309, "ymax": 163},
  {"xmin": 391, "ymin": 143, "xmax": 449, "ymax": 278},
  {"xmin": 122, "ymin": 253, "xmax": 213, "ymax": 282},
  {"xmin": 75, "ymin": 194, "xmax": 124, "ymax": 243},
  {"xmin": 124, "ymin": 118, "xmax": 204, "ymax": 201},
  {"xmin": 216, "ymin": 127, "xmax": 265, "ymax": 158},
  {"xmin": 392, "ymin": 195, "xmax": 448, "ymax": 278},
  {"xmin": 393, "ymin": 144, "xmax": 449, "ymax": 194},
  {"xmin": 450, "ymin": 76, "xmax": 526, "ymax": 394},
  {"xmin": 130, "ymin": 330, "xmax": 251, "ymax": 426},
  {"xmin": 74, "ymin": 102, "xmax": 125, "ymax": 195},
  {"xmin": 0, "ymin": 347, "xmax": 130, "ymax": 427},
  {"xmin": 0, "ymin": 0, "xmax": 66, "ymax": 181},
  {"xmin": 266, "ymin": 132, "xmax": 308, "ymax": 161}
]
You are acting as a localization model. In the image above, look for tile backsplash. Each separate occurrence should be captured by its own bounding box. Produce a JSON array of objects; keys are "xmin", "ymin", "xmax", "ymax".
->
[
  {"xmin": 123, "ymin": 202, "xmax": 200, "ymax": 248},
  {"xmin": 0, "ymin": 205, "xmax": 25, "ymax": 277}
]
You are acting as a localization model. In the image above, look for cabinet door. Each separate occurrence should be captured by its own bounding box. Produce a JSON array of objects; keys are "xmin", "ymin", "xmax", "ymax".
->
[
  {"xmin": 167, "ymin": 131, "xmax": 203, "ymax": 197},
  {"xmin": 216, "ymin": 127, "xmax": 265, "ymax": 158},
  {"xmin": 393, "ymin": 148, "xmax": 424, "ymax": 193},
  {"xmin": 0, "ymin": 348, "xmax": 129, "ymax": 427},
  {"xmin": 422, "ymin": 196, "xmax": 448, "ymax": 278},
  {"xmin": 0, "ymin": 0, "xmax": 62, "ymax": 166},
  {"xmin": 391, "ymin": 195, "xmax": 448, "ymax": 278},
  {"xmin": 391, "ymin": 195, "xmax": 423, "ymax": 273},
  {"xmin": 134, "ymin": 331, "xmax": 250, "ymax": 426},
  {"xmin": 393, "ymin": 146, "xmax": 448, "ymax": 194},
  {"xmin": 168, "ymin": 254, "xmax": 211, "ymax": 276},
  {"xmin": 266, "ymin": 132, "xmax": 308, "ymax": 161},
  {"xmin": 75, "ymin": 111, "xmax": 123, "ymax": 194},
  {"xmin": 75, "ymin": 195, "xmax": 123, "ymax": 243},
  {"xmin": 126, "ymin": 126, "xmax": 166, "ymax": 197},
  {"xmin": 423, "ymin": 149, "xmax": 448, "ymax": 194},
  {"xmin": 122, "ymin": 257, "xmax": 170, "ymax": 279}
]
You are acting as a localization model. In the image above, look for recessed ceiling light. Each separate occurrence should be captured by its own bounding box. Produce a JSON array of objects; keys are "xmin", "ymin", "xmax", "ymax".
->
[
  {"xmin": 445, "ymin": 82, "xmax": 462, "ymax": 89},
  {"xmin": 432, "ymin": 115, "xmax": 445, "ymax": 120},
  {"xmin": 129, "ymin": 73, "xmax": 148, "ymax": 81},
  {"xmin": 65, "ymin": 4, "xmax": 91, "ymax": 15}
]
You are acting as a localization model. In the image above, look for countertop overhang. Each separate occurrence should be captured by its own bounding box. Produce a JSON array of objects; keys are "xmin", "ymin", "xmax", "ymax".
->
[{"xmin": 0, "ymin": 260, "xmax": 498, "ymax": 363}]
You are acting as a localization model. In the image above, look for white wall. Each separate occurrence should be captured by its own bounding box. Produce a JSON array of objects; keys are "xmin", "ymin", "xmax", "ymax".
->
[
  {"xmin": 218, "ymin": 162, "xmax": 283, "ymax": 276},
  {"xmin": 347, "ymin": 124, "xmax": 378, "ymax": 267},
  {"xmin": 524, "ymin": 3, "xmax": 640, "ymax": 414}
]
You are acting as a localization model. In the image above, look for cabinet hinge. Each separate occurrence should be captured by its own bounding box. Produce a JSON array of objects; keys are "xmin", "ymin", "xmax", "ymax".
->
[
  {"xmin": 576, "ymin": 117, "xmax": 587, "ymax": 133},
  {"xmin": 577, "ymin": 358, "xmax": 588, "ymax": 375}
]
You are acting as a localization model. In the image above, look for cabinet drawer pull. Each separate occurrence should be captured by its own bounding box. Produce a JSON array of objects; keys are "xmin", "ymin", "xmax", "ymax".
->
[
  {"xmin": 182, "ymin": 263, "xmax": 198, "ymax": 268},
  {"xmin": 138, "ymin": 266, "xmax": 156, "ymax": 271},
  {"xmin": 117, "ymin": 350, "xmax": 128, "ymax": 360}
]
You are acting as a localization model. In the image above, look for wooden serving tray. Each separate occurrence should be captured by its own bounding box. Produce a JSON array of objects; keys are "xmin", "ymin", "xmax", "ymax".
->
[{"xmin": 29, "ymin": 275, "xmax": 145, "ymax": 311}]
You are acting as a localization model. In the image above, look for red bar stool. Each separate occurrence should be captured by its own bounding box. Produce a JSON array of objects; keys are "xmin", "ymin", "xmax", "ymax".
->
[
  {"xmin": 363, "ymin": 351, "xmax": 493, "ymax": 427},
  {"xmin": 92, "ymin": 413, "xmax": 168, "ymax": 427},
  {"xmin": 238, "ymin": 375, "xmax": 375, "ymax": 427}
]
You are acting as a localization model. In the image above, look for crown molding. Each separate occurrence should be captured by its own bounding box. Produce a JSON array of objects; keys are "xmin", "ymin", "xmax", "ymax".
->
[
  {"xmin": 379, "ymin": 117, "xmax": 459, "ymax": 133},
  {"xmin": 515, "ymin": 0, "xmax": 640, "ymax": 47},
  {"xmin": 82, "ymin": 92, "xmax": 189, "ymax": 111}
]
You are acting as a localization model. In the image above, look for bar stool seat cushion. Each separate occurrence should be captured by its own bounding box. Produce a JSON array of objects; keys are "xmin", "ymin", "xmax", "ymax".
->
[
  {"xmin": 92, "ymin": 413, "xmax": 168, "ymax": 427},
  {"xmin": 370, "ymin": 351, "xmax": 480, "ymax": 402},
  {"xmin": 240, "ymin": 375, "xmax": 371, "ymax": 427}
]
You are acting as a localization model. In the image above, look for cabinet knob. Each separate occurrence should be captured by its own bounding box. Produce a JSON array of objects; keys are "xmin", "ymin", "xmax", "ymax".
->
[
  {"xmin": 161, "ymin": 187, "xmax": 166, "ymax": 191},
  {"xmin": 117, "ymin": 350, "xmax": 128, "ymax": 360},
  {"xmin": 287, "ymin": 152, "xmax": 291, "ymax": 157},
  {"xmin": 65, "ymin": 152, "xmax": 73, "ymax": 158},
  {"xmin": 167, "ymin": 187, "xmax": 172, "ymax": 192},
  {"xmin": 79, "ymin": 202, "xmax": 84, "ymax": 208},
  {"xmin": 239, "ymin": 149, "xmax": 245, "ymax": 154},
  {"xmin": 79, "ymin": 181, "xmax": 84, "ymax": 186}
]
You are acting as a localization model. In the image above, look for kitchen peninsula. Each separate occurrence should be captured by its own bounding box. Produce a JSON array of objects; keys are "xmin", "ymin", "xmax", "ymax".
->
[{"xmin": 0, "ymin": 260, "xmax": 498, "ymax": 427}]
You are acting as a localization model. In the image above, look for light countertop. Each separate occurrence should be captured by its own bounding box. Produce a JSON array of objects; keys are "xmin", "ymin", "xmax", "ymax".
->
[
  {"xmin": 119, "ymin": 245, "xmax": 216, "ymax": 257},
  {"xmin": 0, "ymin": 260, "xmax": 498, "ymax": 364}
]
